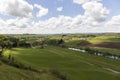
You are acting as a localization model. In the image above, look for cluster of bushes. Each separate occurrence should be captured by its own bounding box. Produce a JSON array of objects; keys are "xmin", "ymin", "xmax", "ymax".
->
[
  {"xmin": 50, "ymin": 69, "xmax": 68, "ymax": 80},
  {"xmin": 45, "ymin": 39, "xmax": 64, "ymax": 46},
  {"xmin": 0, "ymin": 61, "xmax": 2, "ymax": 65},
  {"xmin": 64, "ymin": 40, "xmax": 90, "ymax": 48},
  {"xmin": 77, "ymin": 40, "xmax": 90, "ymax": 46},
  {"xmin": 1, "ymin": 35, "xmax": 94, "ymax": 50},
  {"xmin": 7, "ymin": 36, "xmax": 65, "ymax": 48}
]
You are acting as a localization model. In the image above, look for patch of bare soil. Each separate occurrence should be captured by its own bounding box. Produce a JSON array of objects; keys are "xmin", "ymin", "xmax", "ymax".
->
[{"xmin": 89, "ymin": 42, "xmax": 120, "ymax": 49}]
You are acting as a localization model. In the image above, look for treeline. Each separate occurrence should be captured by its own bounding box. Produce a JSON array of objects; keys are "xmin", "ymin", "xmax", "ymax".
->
[{"xmin": 0, "ymin": 35, "xmax": 66, "ymax": 55}]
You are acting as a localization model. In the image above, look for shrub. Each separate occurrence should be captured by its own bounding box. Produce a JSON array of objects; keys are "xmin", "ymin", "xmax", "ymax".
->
[
  {"xmin": 0, "ymin": 61, "xmax": 2, "ymax": 65},
  {"xmin": 50, "ymin": 69, "xmax": 68, "ymax": 80}
]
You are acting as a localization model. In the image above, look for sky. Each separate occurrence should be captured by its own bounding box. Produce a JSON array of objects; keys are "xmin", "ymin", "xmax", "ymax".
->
[{"xmin": 0, "ymin": 0, "xmax": 120, "ymax": 34}]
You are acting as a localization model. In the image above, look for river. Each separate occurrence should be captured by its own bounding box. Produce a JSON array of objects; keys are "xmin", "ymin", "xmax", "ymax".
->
[{"xmin": 68, "ymin": 48, "xmax": 120, "ymax": 60}]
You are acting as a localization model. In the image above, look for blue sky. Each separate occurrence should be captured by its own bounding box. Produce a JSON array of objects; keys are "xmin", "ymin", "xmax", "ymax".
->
[
  {"xmin": 102, "ymin": 0, "xmax": 120, "ymax": 19},
  {"xmin": 27, "ymin": 0, "xmax": 84, "ymax": 20},
  {"xmin": 0, "ymin": 0, "xmax": 120, "ymax": 34},
  {"xmin": 26, "ymin": 0, "xmax": 120, "ymax": 20}
]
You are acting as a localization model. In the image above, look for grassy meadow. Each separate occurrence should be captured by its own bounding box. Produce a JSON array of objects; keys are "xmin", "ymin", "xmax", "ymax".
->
[
  {"xmin": 3, "ymin": 46, "xmax": 120, "ymax": 80},
  {"xmin": 88, "ymin": 35, "xmax": 120, "ymax": 43},
  {"xmin": 0, "ymin": 33, "xmax": 120, "ymax": 80},
  {"xmin": 0, "ymin": 61, "xmax": 58, "ymax": 80}
]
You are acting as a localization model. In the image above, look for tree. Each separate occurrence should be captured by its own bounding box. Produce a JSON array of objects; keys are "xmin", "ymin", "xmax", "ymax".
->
[
  {"xmin": 5, "ymin": 40, "xmax": 13, "ymax": 49},
  {"xmin": 45, "ymin": 39, "xmax": 58, "ymax": 45},
  {"xmin": 0, "ymin": 35, "xmax": 13, "ymax": 56},
  {"xmin": 58, "ymin": 39, "xmax": 64, "ymax": 45},
  {"xmin": 9, "ymin": 37, "xmax": 19, "ymax": 47},
  {"xmin": 0, "ymin": 35, "xmax": 8, "ymax": 55}
]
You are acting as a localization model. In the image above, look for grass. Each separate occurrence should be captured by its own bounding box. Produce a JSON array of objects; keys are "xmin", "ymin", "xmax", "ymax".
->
[
  {"xmin": 88, "ymin": 35, "xmax": 120, "ymax": 43},
  {"xmin": 0, "ymin": 61, "xmax": 58, "ymax": 80},
  {"xmin": 4, "ymin": 46, "xmax": 120, "ymax": 80},
  {"xmin": 89, "ymin": 47, "xmax": 120, "ymax": 56}
]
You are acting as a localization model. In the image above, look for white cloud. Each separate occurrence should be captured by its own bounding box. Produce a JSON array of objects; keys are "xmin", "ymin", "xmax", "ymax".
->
[
  {"xmin": 34, "ymin": 15, "xmax": 72, "ymax": 29},
  {"xmin": 34, "ymin": 4, "xmax": 48, "ymax": 17},
  {"xmin": 57, "ymin": 7, "xmax": 63, "ymax": 11},
  {"xmin": 0, "ymin": 14, "xmax": 119, "ymax": 34},
  {"xmin": 73, "ymin": 0, "xmax": 89, "ymax": 4},
  {"xmin": 82, "ymin": 1, "xmax": 109, "ymax": 26},
  {"xmin": 72, "ymin": 0, "xmax": 109, "ymax": 27},
  {"xmin": 0, "ymin": 17, "xmax": 31, "ymax": 30},
  {"xmin": 0, "ymin": 0, "xmax": 33, "ymax": 18},
  {"xmin": 106, "ymin": 15, "xmax": 120, "ymax": 27},
  {"xmin": 73, "ymin": 0, "xmax": 102, "ymax": 4},
  {"xmin": 30, "ymin": 15, "xmax": 99, "ymax": 34},
  {"xmin": 0, "ymin": 0, "xmax": 119, "ymax": 34},
  {"xmin": 0, "ymin": 17, "xmax": 33, "ymax": 34},
  {"xmin": 28, "ymin": 1, "xmax": 110, "ymax": 34}
]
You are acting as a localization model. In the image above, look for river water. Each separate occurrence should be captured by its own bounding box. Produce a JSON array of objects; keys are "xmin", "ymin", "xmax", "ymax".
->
[{"xmin": 68, "ymin": 48, "xmax": 120, "ymax": 60}]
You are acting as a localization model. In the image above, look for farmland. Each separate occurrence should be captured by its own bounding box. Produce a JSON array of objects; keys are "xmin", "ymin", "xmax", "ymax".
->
[
  {"xmin": 4, "ymin": 46, "xmax": 120, "ymax": 80},
  {"xmin": 0, "ymin": 0, "xmax": 120, "ymax": 80},
  {"xmin": 0, "ymin": 33, "xmax": 120, "ymax": 80}
]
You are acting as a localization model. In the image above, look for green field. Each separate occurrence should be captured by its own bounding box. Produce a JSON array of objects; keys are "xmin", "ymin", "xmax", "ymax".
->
[
  {"xmin": 0, "ymin": 61, "xmax": 58, "ymax": 80},
  {"xmin": 4, "ymin": 46, "xmax": 120, "ymax": 80},
  {"xmin": 89, "ymin": 47, "xmax": 120, "ymax": 56},
  {"xmin": 88, "ymin": 35, "xmax": 120, "ymax": 43}
]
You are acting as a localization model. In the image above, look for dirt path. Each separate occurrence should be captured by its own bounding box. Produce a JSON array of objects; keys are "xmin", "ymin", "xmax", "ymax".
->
[{"xmin": 104, "ymin": 68, "xmax": 120, "ymax": 74}]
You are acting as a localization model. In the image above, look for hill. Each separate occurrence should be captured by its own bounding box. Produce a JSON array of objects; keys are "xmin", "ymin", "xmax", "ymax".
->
[{"xmin": 4, "ymin": 46, "xmax": 120, "ymax": 80}]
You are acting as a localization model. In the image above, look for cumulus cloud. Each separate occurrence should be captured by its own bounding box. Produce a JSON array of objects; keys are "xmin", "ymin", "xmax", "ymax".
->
[
  {"xmin": 106, "ymin": 15, "xmax": 120, "ymax": 27},
  {"xmin": 0, "ymin": 0, "xmax": 119, "ymax": 34},
  {"xmin": 73, "ymin": 0, "xmax": 102, "ymax": 4},
  {"xmin": 34, "ymin": 4, "xmax": 48, "ymax": 17},
  {"xmin": 30, "ymin": 15, "xmax": 94, "ymax": 34},
  {"xmin": 57, "ymin": 7, "xmax": 63, "ymax": 11},
  {"xmin": 0, "ymin": 17, "xmax": 31, "ymax": 30},
  {"xmin": 0, "ymin": 14, "xmax": 119, "ymax": 34},
  {"xmin": 29, "ymin": 15, "xmax": 112, "ymax": 34},
  {"xmin": 0, "ymin": 0, "xmax": 33, "ymax": 18},
  {"xmin": 73, "ymin": 0, "xmax": 89, "ymax": 4},
  {"xmin": 82, "ymin": 1, "xmax": 109, "ymax": 26},
  {"xmin": 28, "ymin": 1, "xmax": 110, "ymax": 34},
  {"xmin": 32, "ymin": 15, "xmax": 72, "ymax": 29},
  {"xmin": 30, "ymin": 15, "xmax": 73, "ymax": 34}
]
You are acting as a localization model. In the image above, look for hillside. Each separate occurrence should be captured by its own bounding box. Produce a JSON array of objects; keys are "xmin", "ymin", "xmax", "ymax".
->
[
  {"xmin": 0, "ymin": 61, "xmax": 58, "ymax": 80},
  {"xmin": 4, "ymin": 46, "xmax": 120, "ymax": 80}
]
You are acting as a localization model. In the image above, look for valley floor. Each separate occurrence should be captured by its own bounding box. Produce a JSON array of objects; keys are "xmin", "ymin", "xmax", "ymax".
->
[{"xmin": 3, "ymin": 46, "xmax": 120, "ymax": 80}]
